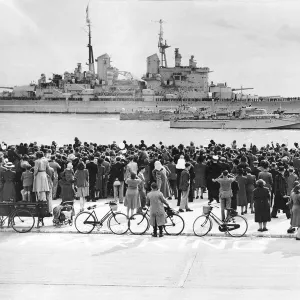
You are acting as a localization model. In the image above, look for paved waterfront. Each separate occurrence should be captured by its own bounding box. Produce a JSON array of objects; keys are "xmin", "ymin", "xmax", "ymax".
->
[
  {"xmin": 0, "ymin": 233, "xmax": 300, "ymax": 300},
  {"xmin": 0, "ymin": 196, "xmax": 294, "ymax": 238}
]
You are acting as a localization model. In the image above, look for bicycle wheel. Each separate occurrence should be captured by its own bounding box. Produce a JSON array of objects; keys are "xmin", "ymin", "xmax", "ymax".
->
[
  {"xmin": 226, "ymin": 215, "xmax": 248, "ymax": 237},
  {"xmin": 108, "ymin": 212, "xmax": 129, "ymax": 235},
  {"xmin": 75, "ymin": 212, "xmax": 96, "ymax": 234},
  {"xmin": 164, "ymin": 214, "xmax": 185, "ymax": 235},
  {"xmin": 129, "ymin": 213, "xmax": 149, "ymax": 235},
  {"xmin": 11, "ymin": 209, "xmax": 35, "ymax": 233},
  {"xmin": 193, "ymin": 215, "xmax": 212, "ymax": 237}
]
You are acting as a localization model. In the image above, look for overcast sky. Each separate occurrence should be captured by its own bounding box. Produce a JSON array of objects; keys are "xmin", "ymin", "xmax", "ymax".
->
[{"xmin": 0, "ymin": 0, "xmax": 300, "ymax": 97}]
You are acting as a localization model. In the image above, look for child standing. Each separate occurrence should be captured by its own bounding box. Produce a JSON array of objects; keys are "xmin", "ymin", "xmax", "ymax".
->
[{"xmin": 21, "ymin": 165, "xmax": 34, "ymax": 201}]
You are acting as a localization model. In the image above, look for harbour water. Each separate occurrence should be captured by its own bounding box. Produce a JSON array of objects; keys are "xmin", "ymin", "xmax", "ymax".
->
[{"xmin": 0, "ymin": 113, "xmax": 295, "ymax": 148}]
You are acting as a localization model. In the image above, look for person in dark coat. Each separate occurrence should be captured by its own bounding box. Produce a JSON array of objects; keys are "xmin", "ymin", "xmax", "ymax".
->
[
  {"xmin": 271, "ymin": 166, "xmax": 290, "ymax": 219},
  {"xmin": 253, "ymin": 179, "xmax": 271, "ymax": 231},
  {"xmin": 86, "ymin": 155, "xmax": 98, "ymax": 202},
  {"xmin": 206, "ymin": 156, "xmax": 222, "ymax": 203}
]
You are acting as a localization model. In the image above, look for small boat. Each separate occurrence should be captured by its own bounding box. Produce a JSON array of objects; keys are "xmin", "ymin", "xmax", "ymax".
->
[{"xmin": 170, "ymin": 106, "xmax": 300, "ymax": 129}]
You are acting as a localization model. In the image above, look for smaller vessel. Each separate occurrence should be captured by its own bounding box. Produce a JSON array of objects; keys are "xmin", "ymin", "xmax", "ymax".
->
[{"xmin": 170, "ymin": 106, "xmax": 300, "ymax": 129}]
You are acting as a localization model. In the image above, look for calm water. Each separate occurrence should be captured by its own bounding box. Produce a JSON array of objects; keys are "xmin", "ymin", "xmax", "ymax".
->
[{"xmin": 0, "ymin": 113, "xmax": 295, "ymax": 148}]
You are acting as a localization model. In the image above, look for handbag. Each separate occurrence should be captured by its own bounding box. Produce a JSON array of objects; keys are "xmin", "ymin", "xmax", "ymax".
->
[{"xmin": 113, "ymin": 180, "xmax": 121, "ymax": 187}]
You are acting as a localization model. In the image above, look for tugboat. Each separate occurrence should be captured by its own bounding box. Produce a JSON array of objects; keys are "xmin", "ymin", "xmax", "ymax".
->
[{"xmin": 170, "ymin": 106, "xmax": 300, "ymax": 129}]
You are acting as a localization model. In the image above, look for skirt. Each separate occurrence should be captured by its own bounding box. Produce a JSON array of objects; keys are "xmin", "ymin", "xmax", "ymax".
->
[
  {"xmin": 124, "ymin": 188, "xmax": 140, "ymax": 209},
  {"xmin": 76, "ymin": 187, "xmax": 89, "ymax": 198}
]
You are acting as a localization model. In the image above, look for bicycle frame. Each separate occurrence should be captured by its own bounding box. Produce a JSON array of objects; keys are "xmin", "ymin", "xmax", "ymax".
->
[
  {"xmin": 84, "ymin": 208, "xmax": 115, "ymax": 226},
  {"xmin": 206, "ymin": 210, "xmax": 230, "ymax": 226}
]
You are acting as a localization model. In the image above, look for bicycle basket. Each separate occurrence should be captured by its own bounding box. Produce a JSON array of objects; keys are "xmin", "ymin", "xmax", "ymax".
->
[
  {"xmin": 110, "ymin": 203, "xmax": 118, "ymax": 212},
  {"xmin": 203, "ymin": 206, "xmax": 212, "ymax": 214},
  {"xmin": 165, "ymin": 207, "xmax": 176, "ymax": 217}
]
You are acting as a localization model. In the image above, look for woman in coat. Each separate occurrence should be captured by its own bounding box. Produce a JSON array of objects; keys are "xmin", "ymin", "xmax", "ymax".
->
[
  {"xmin": 0, "ymin": 158, "xmax": 7, "ymax": 202},
  {"xmin": 194, "ymin": 156, "xmax": 207, "ymax": 199},
  {"xmin": 253, "ymin": 179, "xmax": 271, "ymax": 232},
  {"xmin": 245, "ymin": 167, "xmax": 256, "ymax": 213},
  {"xmin": 2, "ymin": 162, "xmax": 16, "ymax": 202},
  {"xmin": 290, "ymin": 185, "xmax": 300, "ymax": 240},
  {"xmin": 32, "ymin": 151, "xmax": 50, "ymax": 201},
  {"xmin": 152, "ymin": 160, "xmax": 171, "ymax": 198},
  {"xmin": 74, "ymin": 162, "xmax": 89, "ymax": 212},
  {"xmin": 124, "ymin": 172, "xmax": 141, "ymax": 218},
  {"xmin": 137, "ymin": 166, "xmax": 146, "ymax": 213},
  {"xmin": 236, "ymin": 168, "xmax": 248, "ymax": 215},
  {"xmin": 146, "ymin": 182, "xmax": 170, "ymax": 237}
]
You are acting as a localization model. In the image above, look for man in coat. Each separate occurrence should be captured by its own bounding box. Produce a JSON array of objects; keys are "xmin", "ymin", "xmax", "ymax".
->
[
  {"xmin": 206, "ymin": 156, "xmax": 222, "ymax": 203},
  {"xmin": 271, "ymin": 166, "xmax": 290, "ymax": 219},
  {"xmin": 86, "ymin": 155, "xmax": 98, "ymax": 202},
  {"xmin": 178, "ymin": 163, "xmax": 193, "ymax": 212},
  {"xmin": 110, "ymin": 157, "xmax": 126, "ymax": 203}
]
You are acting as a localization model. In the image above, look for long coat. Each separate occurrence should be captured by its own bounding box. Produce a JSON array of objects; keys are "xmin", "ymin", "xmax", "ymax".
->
[
  {"xmin": 206, "ymin": 162, "xmax": 221, "ymax": 200},
  {"xmin": 152, "ymin": 167, "xmax": 171, "ymax": 198},
  {"xmin": 2, "ymin": 169, "xmax": 16, "ymax": 201},
  {"xmin": 0, "ymin": 166, "xmax": 7, "ymax": 202},
  {"xmin": 194, "ymin": 162, "xmax": 207, "ymax": 188},
  {"xmin": 146, "ymin": 190, "xmax": 169, "ymax": 226},
  {"xmin": 236, "ymin": 175, "xmax": 248, "ymax": 206},
  {"xmin": 253, "ymin": 186, "xmax": 271, "ymax": 223},
  {"xmin": 291, "ymin": 192, "xmax": 300, "ymax": 227},
  {"xmin": 245, "ymin": 174, "xmax": 256, "ymax": 204}
]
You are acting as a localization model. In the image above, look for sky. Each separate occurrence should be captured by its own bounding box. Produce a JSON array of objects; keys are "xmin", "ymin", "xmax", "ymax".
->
[{"xmin": 0, "ymin": 0, "xmax": 300, "ymax": 97}]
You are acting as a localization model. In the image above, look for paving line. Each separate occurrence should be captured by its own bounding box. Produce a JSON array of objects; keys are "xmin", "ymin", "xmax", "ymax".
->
[{"xmin": 177, "ymin": 251, "xmax": 198, "ymax": 288}]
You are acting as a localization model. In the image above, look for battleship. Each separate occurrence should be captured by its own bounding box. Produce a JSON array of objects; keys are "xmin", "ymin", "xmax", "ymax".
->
[
  {"xmin": 0, "ymin": 6, "xmax": 299, "ymax": 115},
  {"xmin": 170, "ymin": 106, "xmax": 300, "ymax": 129}
]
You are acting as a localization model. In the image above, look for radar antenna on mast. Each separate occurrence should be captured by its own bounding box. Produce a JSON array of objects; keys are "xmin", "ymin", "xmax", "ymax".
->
[
  {"xmin": 153, "ymin": 19, "xmax": 170, "ymax": 68},
  {"xmin": 86, "ymin": 3, "xmax": 95, "ymax": 74}
]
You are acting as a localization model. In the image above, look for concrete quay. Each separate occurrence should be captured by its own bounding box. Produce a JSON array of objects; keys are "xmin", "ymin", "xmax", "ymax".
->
[{"xmin": 0, "ymin": 194, "xmax": 296, "ymax": 239}]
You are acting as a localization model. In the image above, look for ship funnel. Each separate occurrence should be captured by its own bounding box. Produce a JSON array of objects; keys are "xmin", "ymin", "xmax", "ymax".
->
[{"xmin": 175, "ymin": 48, "xmax": 182, "ymax": 67}]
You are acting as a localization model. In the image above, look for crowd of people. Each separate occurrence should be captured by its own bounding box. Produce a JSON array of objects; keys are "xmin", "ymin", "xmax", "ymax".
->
[{"xmin": 0, "ymin": 138, "xmax": 300, "ymax": 239}]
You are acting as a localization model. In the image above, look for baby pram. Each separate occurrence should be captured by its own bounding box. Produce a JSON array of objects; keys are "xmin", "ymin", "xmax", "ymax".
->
[{"xmin": 52, "ymin": 200, "xmax": 75, "ymax": 226}]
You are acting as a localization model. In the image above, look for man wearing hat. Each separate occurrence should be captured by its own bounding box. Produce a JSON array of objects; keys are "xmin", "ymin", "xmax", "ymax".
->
[
  {"xmin": 271, "ymin": 165, "xmax": 290, "ymax": 219},
  {"xmin": 206, "ymin": 156, "xmax": 222, "ymax": 204}
]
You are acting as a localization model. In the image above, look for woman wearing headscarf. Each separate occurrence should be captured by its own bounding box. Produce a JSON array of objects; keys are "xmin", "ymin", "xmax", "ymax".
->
[
  {"xmin": 253, "ymin": 179, "xmax": 271, "ymax": 232},
  {"xmin": 176, "ymin": 155, "xmax": 186, "ymax": 206},
  {"xmin": 152, "ymin": 160, "xmax": 171, "ymax": 198},
  {"xmin": 32, "ymin": 151, "xmax": 50, "ymax": 201}
]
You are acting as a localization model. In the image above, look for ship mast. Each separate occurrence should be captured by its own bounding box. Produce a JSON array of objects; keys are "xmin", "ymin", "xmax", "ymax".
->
[
  {"xmin": 157, "ymin": 19, "xmax": 170, "ymax": 68},
  {"xmin": 86, "ymin": 4, "xmax": 95, "ymax": 74}
]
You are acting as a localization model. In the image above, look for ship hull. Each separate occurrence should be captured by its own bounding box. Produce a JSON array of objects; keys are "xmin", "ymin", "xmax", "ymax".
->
[
  {"xmin": 170, "ymin": 118, "xmax": 300, "ymax": 129},
  {"xmin": 1, "ymin": 99, "xmax": 300, "ymax": 115}
]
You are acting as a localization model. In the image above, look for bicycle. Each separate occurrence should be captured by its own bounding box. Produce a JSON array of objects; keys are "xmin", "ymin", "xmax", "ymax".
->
[
  {"xmin": 74, "ymin": 201, "xmax": 128, "ymax": 235},
  {"xmin": 0, "ymin": 201, "xmax": 35, "ymax": 233},
  {"xmin": 128, "ymin": 206, "xmax": 185, "ymax": 235},
  {"xmin": 193, "ymin": 204, "xmax": 248, "ymax": 237}
]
